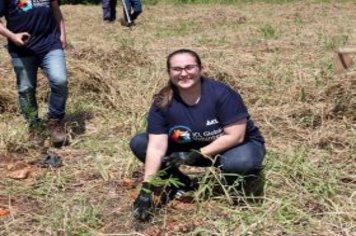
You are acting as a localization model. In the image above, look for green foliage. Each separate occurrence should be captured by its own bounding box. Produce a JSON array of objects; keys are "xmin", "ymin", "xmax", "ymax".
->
[
  {"xmin": 260, "ymin": 24, "xmax": 279, "ymax": 39},
  {"xmin": 73, "ymin": 198, "xmax": 104, "ymax": 229},
  {"xmin": 321, "ymin": 35, "xmax": 336, "ymax": 51},
  {"xmin": 156, "ymin": 20, "xmax": 198, "ymax": 37},
  {"xmin": 299, "ymin": 87, "xmax": 306, "ymax": 102},
  {"xmin": 274, "ymin": 199, "xmax": 308, "ymax": 225},
  {"xmin": 294, "ymin": 16, "xmax": 304, "ymax": 26},
  {"xmin": 148, "ymin": 169, "xmax": 185, "ymax": 189},
  {"xmin": 38, "ymin": 194, "xmax": 104, "ymax": 234},
  {"xmin": 269, "ymin": 149, "xmax": 337, "ymax": 200},
  {"xmin": 32, "ymin": 172, "xmax": 72, "ymax": 197},
  {"xmin": 195, "ymin": 34, "xmax": 228, "ymax": 46},
  {"xmin": 320, "ymin": 34, "xmax": 349, "ymax": 51},
  {"xmin": 142, "ymin": 0, "xmax": 160, "ymax": 4}
]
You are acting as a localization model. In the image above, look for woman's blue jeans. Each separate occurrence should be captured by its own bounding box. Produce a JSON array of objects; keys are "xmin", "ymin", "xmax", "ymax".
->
[
  {"xmin": 11, "ymin": 49, "xmax": 68, "ymax": 125},
  {"xmin": 129, "ymin": 133, "xmax": 266, "ymax": 177}
]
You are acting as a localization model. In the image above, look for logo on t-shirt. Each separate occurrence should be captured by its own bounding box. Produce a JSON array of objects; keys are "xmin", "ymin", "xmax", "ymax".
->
[
  {"xmin": 168, "ymin": 125, "xmax": 192, "ymax": 144},
  {"xmin": 206, "ymin": 119, "xmax": 218, "ymax": 126},
  {"xmin": 14, "ymin": 0, "xmax": 51, "ymax": 12},
  {"xmin": 16, "ymin": 0, "xmax": 33, "ymax": 12}
]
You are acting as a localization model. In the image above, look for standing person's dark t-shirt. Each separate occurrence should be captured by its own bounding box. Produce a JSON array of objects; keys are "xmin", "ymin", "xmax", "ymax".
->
[
  {"xmin": 147, "ymin": 78, "xmax": 264, "ymax": 151},
  {"xmin": 0, "ymin": 0, "xmax": 61, "ymax": 57}
]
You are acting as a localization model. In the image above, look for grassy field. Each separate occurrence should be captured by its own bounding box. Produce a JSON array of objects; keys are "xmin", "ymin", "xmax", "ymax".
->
[{"xmin": 0, "ymin": 0, "xmax": 355, "ymax": 235}]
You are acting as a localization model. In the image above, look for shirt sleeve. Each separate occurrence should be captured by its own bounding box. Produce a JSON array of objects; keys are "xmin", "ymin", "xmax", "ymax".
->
[
  {"xmin": 216, "ymin": 86, "xmax": 250, "ymax": 126},
  {"xmin": 147, "ymin": 104, "xmax": 168, "ymax": 134}
]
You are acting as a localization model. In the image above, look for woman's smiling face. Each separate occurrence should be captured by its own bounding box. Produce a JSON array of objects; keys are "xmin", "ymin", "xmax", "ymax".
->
[{"xmin": 168, "ymin": 53, "xmax": 202, "ymax": 90}]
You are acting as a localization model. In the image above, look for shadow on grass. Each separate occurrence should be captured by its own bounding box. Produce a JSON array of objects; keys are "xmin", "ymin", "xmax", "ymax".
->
[
  {"xmin": 65, "ymin": 110, "xmax": 94, "ymax": 138},
  {"xmin": 191, "ymin": 170, "xmax": 266, "ymax": 206}
]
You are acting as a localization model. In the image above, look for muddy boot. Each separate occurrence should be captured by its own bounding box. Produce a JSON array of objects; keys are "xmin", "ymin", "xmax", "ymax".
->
[
  {"xmin": 28, "ymin": 122, "xmax": 47, "ymax": 146},
  {"xmin": 120, "ymin": 17, "xmax": 128, "ymax": 26},
  {"xmin": 120, "ymin": 17, "xmax": 135, "ymax": 27},
  {"xmin": 47, "ymin": 118, "xmax": 66, "ymax": 147},
  {"xmin": 241, "ymin": 171, "xmax": 265, "ymax": 203}
]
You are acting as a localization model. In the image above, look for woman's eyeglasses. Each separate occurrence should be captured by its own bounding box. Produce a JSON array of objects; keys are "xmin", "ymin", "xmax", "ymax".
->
[{"xmin": 170, "ymin": 64, "xmax": 199, "ymax": 74}]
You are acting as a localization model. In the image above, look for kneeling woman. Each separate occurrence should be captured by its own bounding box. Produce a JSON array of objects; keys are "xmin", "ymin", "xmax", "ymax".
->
[{"xmin": 130, "ymin": 49, "xmax": 266, "ymax": 221}]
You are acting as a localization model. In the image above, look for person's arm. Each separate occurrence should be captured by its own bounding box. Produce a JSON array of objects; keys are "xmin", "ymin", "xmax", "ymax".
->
[
  {"xmin": 51, "ymin": 0, "xmax": 66, "ymax": 48},
  {"xmin": 143, "ymin": 134, "xmax": 168, "ymax": 181},
  {"xmin": 133, "ymin": 133, "xmax": 168, "ymax": 222},
  {"xmin": 0, "ymin": 20, "xmax": 30, "ymax": 46},
  {"xmin": 162, "ymin": 119, "xmax": 247, "ymax": 167},
  {"xmin": 200, "ymin": 82, "xmax": 249, "ymax": 157},
  {"xmin": 200, "ymin": 119, "xmax": 247, "ymax": 157}
]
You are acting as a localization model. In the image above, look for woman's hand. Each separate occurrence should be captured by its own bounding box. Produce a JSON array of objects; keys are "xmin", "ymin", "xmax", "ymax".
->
[
  {"xmin": 162, "ymin": 150, "xmax": 202, "ymax": 167},
  {"xmin": 132, "ymin": 182, "xmax": 154, "ymax": 221}
]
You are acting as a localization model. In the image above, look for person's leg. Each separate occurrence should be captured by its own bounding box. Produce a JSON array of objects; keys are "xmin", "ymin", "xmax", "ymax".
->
[
  {"xmin": 217, "ymin": 140, "xmax": 266, "ymax": 195},
  {"xmin": 41, "ymin": 49, "xmax": 68, "ymax": 120},
  {"xmin": 123, "ymin": 0, "xmax": 132, "ymax": 22},
  {"xmin": 218, "ymin": 140, "xmax": 265, "ymax": 174},
  {"xmin": 110, "ymin": 0, "xmax": 117, "ymax": 21},
  {"xmin": 130, "ymin": 0, "xmax": 142, "ymax": 21},
  {"xmin": 102, "ymin": 0, "xmax": 114, "ymax": 21},
  {"xmin": 40, "ymin": 49, "xmax": 68, "ymax": 146},
  {"xmin": 11, "ymin": 56, "xmax": 40, "ymax": 125},
  {"xmin": 129, "ymin": 132, "xmax": 148, "ymax": 163}
]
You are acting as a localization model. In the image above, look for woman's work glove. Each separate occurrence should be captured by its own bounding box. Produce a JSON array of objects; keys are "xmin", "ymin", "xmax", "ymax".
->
[
  {"xmin": 162, "ymin": 150, "xmax": 202, "ymax": 167},
  {"xmin": 132, "ymin": 182, "xmax": 154, "ymax": 221}
]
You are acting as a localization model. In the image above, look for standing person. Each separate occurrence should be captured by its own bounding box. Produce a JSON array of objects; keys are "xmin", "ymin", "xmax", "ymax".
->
[
  {"xmin": 0, "ymin": 0, "xmax": 68, "ymax": 147},
  {"xmin": 102, "ymin": 0, "xmax": 117, "ymax": 23},
  {"xmin": 130, "ymin": 49, "xmax": 266, "ymax": 221},
  {"xmin": 120, "ymin": 0, "xmax": 142, "ymax": 27}
]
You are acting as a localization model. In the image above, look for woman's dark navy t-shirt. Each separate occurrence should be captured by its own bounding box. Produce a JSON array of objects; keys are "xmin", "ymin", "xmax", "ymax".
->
[
  {"xmin": 147, "ymin": 78, "xmax": 264, "ymax": 150},
  {"xmin": 0, "ymin": 0, "xmax": 61, "ymax": 57}
]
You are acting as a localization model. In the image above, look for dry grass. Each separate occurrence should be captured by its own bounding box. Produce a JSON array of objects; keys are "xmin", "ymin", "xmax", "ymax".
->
[{"xmin": 0, "ymin": 1, "xmax": 355, "ymax": 235}]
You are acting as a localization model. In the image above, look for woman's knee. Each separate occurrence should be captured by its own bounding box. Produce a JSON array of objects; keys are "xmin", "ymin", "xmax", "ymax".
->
[
  {"xmin": 220, "ymin": 155, "xmax": 260, "ymax": 174},
  {"xmin": 129, "ymin": 133, "xmax": 147, "ymax": 150},
  {"xmin": 219, "ymin": 141, "xmax": 265, "ymax": 174},
  {"xmin": 129, "ymin": 133, "xmax": 148, "ymax": 162}
]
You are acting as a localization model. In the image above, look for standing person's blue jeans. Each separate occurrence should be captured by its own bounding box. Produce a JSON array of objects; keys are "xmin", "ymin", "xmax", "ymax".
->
[
  {"xmin": 102, "ymin": 0, "xmax": 117, "ymax": 22},
  {"xmin": 129, "ymin": 133, "xmax": 266, "ymax": 183},
  {"xmin": 11, "ymin": 49, "xmax": 68, "ymax": 126},
  {"xmin": 123, "ymin": 0, "xmax": 142, "ymax": 22}
]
